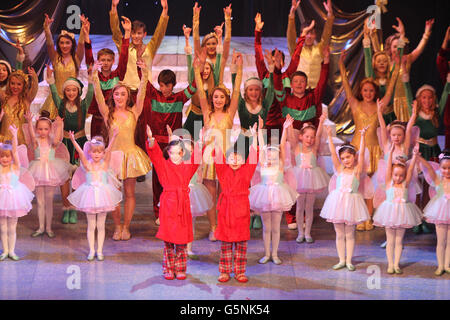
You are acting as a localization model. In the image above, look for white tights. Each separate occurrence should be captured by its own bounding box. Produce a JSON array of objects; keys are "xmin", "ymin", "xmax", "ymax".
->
[
  {"xmin": 187, "ymin": 217, "xmax": 196, "ymax": 254},
  {"xmin": 0, "ymin": 217, "xmax": 18, "ymax": 256},
  {"xmin": 86, "ymin": 212, "xmax": 107, "ymax": 256},
  {"xmin": 435, "ymin": 224, "xmax": 450, "ymax": 271},
  {"xmin": 385, "ymin": 228, "xmax": 406, "ymax": 269},
  {"xmin": 333, "ymin": 223, "xmax": 356, "ymax": 265},
  {"xmin": 35, "ymin": 186, "xmax": 55, "ymax": 233},
  {"xmin": 261, "ymin": 211, "xmax": 283, "ymax": 258},
  {"xmin": 296, "ymin": 193, "xmax": 315, "ymax": 238}
]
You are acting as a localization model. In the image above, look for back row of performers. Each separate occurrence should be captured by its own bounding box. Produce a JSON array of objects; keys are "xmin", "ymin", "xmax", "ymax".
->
[{"xmin": 0, "ymin": 0, "xmax": 449, "ymax": 241}]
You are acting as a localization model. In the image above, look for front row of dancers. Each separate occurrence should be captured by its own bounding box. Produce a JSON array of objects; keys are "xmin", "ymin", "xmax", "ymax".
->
[{"xmin": 0, "ymin": 108, "xmax": 449, "ymax": 281}]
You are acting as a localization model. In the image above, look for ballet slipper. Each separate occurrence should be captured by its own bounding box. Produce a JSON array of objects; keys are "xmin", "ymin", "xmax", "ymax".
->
[
  {"xmin": 305, "ymin": 237, "xmax": 314, "ymax": 243},
  {"xmin": 434, "ymin": 268, "xmax": 444, "ymax": 276},
  {"xmin": 87, "ymin": 253, "xmax": 95, "ymax": 261},
  {"xmin": 332, "ymin": 262, "xmax": 346, "ymax": 270},
  {"xmin": 272, "ymin": 256, "xmax": 282, "ymax": 265},
  {"xmin": 387, "ymin": 267, "xmax": 395, "ymax": 274},
  {"xmin": 31, "ymin": 230, "xmax": 44, "ymax": 237},
  {"xmin": 46, "ymin": 231, "xmax": 55, "ymax": 238},
  {"xmin": 394, "ymin": 267, "xmax": 403, "ymax": 274},
  {"xmin": 296, "ymin": 235, "xmax": 305, "ymax": 243},
  {"xmin": 258, "ymin": 256, "xmax": 270, "ymax": 264},
  {"xmin": 218, "ymin": 273, "xmax": 230, "ymax": 282},
  {"xmin": 97, "ymin": 253, "xmax": 104, "ymax": 261},
  {"xmin": 346, "ymin": 263, "xmax": 356, "ymax": 271},
  {"xmin": 0, "ymin": 253, "xmax": 8, "ymax": 261}
]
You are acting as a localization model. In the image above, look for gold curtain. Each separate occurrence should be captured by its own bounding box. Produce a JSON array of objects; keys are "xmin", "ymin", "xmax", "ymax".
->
[{"xmin": 296, "ymin": 0, "xmax": 383, "ymax": 134}]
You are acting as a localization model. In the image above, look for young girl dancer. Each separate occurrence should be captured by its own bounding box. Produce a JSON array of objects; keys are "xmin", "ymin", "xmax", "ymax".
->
[
  {"xmin": 249, "ymin": 116, "xmax": 298, "ymax": 265},
  {"xmin": 146, "ymin": 125, "xmax": 202, "ymax": 280},
  {"xmin": 47, "ymin": 64, "xmax": 94, "ymax": 224},
  {"xmin": 420, "ymin": 151, "xmax": 450, "ymax": 275},
  {"xmin": 290, "ymin": 111, "xmax": 329, "ymax": 243},
  {"xmin": 67, "ymin": 129, "xmax": 122, "ymax": 261},
  {"xmin": 26, "ymin": 112, "xmax": 71, "ymax": 238},
  {"xmin": 214, "ymin": 122, "xmax": 258, "ymax": 283},
  {"xmin": 93, "ymin": 60, "xmax": 151, "ymax": 241},
  {"xmin": 320, "ymin": 126, "xmax": 370, "ymax": 271},
  {"xmin": 373, "ymin": 144, "xmax": 422, "ymax": 274},
  {"xmin": 0, "ymin": 125, "xmax": 34, "ymax": 261}
]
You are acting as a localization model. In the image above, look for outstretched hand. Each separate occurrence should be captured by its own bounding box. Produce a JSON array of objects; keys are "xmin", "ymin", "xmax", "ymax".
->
[
  {"xmin": 146, "ymin": 125, "xmax": 153, "ymax": 139},
  {"xmin": 254, "ymin": 13, "xmax": 264, "ymax": 31},
  {"xmin": 283, "ymin": 114, "xmax": 294, "ymax": 130}
]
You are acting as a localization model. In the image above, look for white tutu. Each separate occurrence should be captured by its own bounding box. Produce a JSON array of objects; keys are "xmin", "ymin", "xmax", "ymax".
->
[
  {"xmin": 249, "ymin": 166, "xmax": 298, "ymax": 212},
  {"xmin": 373, "ymin": 202, "xmax": 423, "ymax": 228},
  {"xmin": 68, "ymin": 171, "xmax": 122, "ymax": 214},
  {"xmin": 28, "ymin": 157, "xmax": 71, "ymax": 186},
  {"xmin": 294, "ymin": 166, "xmax": 330, "ymax": 193},
  {"xmin": 189, "ymin": 183, "xmax": 213, "ymax": 216},
  {"xmin": 320, "ymin": 189, "xmax": 370, "ymax": 225},
  {"xmin": 0, "ymin": 174, "xmax": 34, "ymax": 218},
  {"xmin": 424, "ymin": 196, "xmax": 450, "ymax": 225}
]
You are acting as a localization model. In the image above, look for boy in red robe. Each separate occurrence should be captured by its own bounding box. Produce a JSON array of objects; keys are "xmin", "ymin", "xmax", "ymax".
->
[{"xmin": 213, "ymin": 123, "xmax": 258, "ymax": 283}]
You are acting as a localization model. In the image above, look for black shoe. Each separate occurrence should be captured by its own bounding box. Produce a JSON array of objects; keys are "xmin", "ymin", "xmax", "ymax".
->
[{"xmin": 137, "ymin": 175, "xmax": 146, "ymax": 182}]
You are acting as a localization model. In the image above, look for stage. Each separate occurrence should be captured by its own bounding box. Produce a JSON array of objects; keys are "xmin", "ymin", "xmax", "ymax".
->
[{"xmin": 0, "ymin": 169, "xmax": 448, "ymax": 300}]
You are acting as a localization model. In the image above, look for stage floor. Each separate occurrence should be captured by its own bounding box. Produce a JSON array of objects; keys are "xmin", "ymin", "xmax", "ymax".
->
[{"xmin": 0, "ymin": 170, "xmax": 449, "ymax": 300}]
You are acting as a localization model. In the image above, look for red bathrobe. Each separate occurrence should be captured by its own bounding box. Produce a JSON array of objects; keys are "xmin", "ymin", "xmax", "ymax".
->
[
  {"xmin": 146, "ymin": 140, "xmax": 200, "ymax": 244},
  {"xmin": 214, "ymin": 146, "xmax": 258, "ymax": 242}
]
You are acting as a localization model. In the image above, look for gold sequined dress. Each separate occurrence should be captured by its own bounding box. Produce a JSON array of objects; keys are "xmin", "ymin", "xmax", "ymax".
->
[
  {"xmin": 0, "ymin": 100, "xmax": 28, "ymax": 145},
  {"xmin": 202, "ymin": 112, "xmax": 233, "ymax": 180},
  {"xmin": 41, "ymin": 59, "xmax": 77, "ymax": 119},
  {"xmin": 111, "ymin": 110, "xmax": 151, "ymax": 180},
  {"xmin": 350, "ymin": 102, "xmax": 381, "ymax": 175}
]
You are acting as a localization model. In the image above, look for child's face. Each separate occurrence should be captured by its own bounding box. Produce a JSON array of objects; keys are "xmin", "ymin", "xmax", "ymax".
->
[
  {"xmin": 440, "ymin": 159, "xmax": 450, "ymax": 179},
  {"xmin": 0, "ymin": 64, "xmax": 9, "ymax": 82},
  {"xmin": 266, "ymin": 149, "xmax": 279, "ymax": 164},
  {"xmin": 202, "ymin": 63, "xmax": 212, "ymax": 80},
  {"xmin": 227, "ymin": 152, "xmax": 244, "ymax": 170},
  {"xmin": 89, "ymin": 147, "xmax": 105, "ymax": 162},
  {"xmin": 419, "ymin": 90, "xmax": 435, "ymax": 111},
  {"xmin": 390, "ymin": 127, "xmax": 405, "ymax": 145},
  {"xmin": 300, "ymin": 128, "xmax": 316, "ymax": 147},
  {"xmin": 113, "ymin": 86, "xmax": 129, "ymax": 107},
  {"xmin": 245, "ymin": 85, "xmax": 261, "ymax": 103},
  {"xmin": 340, "ymin": 151, "xmax": 356, "ymax": 169},
  {"xmin": 159, "ymin": 82, "xmax": 174, "ymax": 98},
  {"xmin": 204, "ymin": 38, "xmax": 218, "ymax": 56},
  {"xmin": 36, "ymin": 121, "xmax": 51, "ymax": 138},
  {"xmin": 374, "ymin": 54, "xmax": 389, "ymax": 74},
  {"xmin": 168, "ymin": 145, "xmax": 183, "ymax": 164},
  {"xmin": 99, "ymin": 54, "xmax": 114, "ymax": 72},
  {"xmin": 392, "ymin": 166, "xmax": 406, "ymax": 184},
  {"xmin": 58, "ymin": 37, "xmax": 73, "ymax": 55},
  {"xmin": 360, "ymin": 83, "xmax": 376, "ymax": 102},
  {"xmin": 0, "ymin": 151, "xmax": 12, "ymax": 167},
  {"xmin": 212, "ymin": 90, "xmax": 226, "ymax": 111},
  {"xmin": 9, "ymin": 76, "xmax": 24, "ymax": 96},
  {"xmin": 131, "ymin": 27, "xmax": 146, "ymax": 46},
  {"xmin": 64, "ymin": 85, "xmax": 79, "ymax": 102},
  {"xmin": 291, "ymin": 75, "xmax": 307, "ymax": 96}
]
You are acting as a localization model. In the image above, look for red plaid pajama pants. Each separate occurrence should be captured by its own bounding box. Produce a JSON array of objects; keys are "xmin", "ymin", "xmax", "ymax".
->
[
  {"xmin": 219, "ymin": 241, "xmax": 248, "ymax": 275},
  {"xmin": 163, "ymin": 242, "xmax": 187, "ymax": 275}
]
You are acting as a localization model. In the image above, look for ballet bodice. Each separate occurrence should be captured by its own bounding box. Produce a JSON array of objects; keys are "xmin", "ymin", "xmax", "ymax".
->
[
  {"xmin": 0, "ymin": 171, "xmax": 19, "ymax": 188},
  {"xmin": 386, "ymin": 183, "xmax": 408, "ymax": 203},
  {"xmin": 111, "ymin": 111, "xmax": 137, "ymax": 152},
  {"xmin": 260, "ymin": 166, "xmax": 283, "ymax": 185},
  {"xmin": 86, "ymin": 170, "xmax": 109, "ymax": 186},
  {"xmin": 351, "ymin": 102, "xmax": 379, "ymax": 148},
  {"xmin": 34, "ymin": 144, "xmax": 56, "ymax": 161},
  {"xmin": 336, "ymin": 171, "xmax": 359, "ymax": 193},
  {"xmin": 295, "ymin": 151, "xmax": 317, "ymax": 169},
  {"xmin": 435, "ymin": 178, "xmax": 450, "ymax": 200}
]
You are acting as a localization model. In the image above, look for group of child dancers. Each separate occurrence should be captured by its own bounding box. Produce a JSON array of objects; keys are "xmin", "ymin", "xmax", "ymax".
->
[{"xmin": 0, "ymin": 0, "xmax": 449, "ymax": 282}]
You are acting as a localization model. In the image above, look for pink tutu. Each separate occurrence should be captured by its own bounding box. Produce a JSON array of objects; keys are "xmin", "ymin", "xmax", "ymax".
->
[
  {"xmin": 28, "ymin": 157, "xmax": 71, "ymax": 186},
  {"xmin": 424, "ymin": 195, "xmax": 450, "ymax": 225},
  {"xmin": 249, "ymin": 166, "xmax": 298, "ymax": 212},
  {"xmin": 67, "ymin": 171, "xmax": 122, "ymax": 214},
  {"xmin": 0, "ymin": 173, "xmax": 34, "ymax": 218},
  {"xmin": 373, "ymin": 202, "xmax": 422, "ymax": 228},
  {"xmin": 189, "ymin": 183, "xmax": 213, "ymax": 217},
  {"xmin": 294, "ymin": 166, "xmax": 329, "ymax": 193}
]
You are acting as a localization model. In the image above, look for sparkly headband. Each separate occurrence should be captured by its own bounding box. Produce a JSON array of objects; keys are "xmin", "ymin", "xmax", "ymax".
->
[
  {"xmin": 60, "ymin": 30, "xmax": 75, "ymax": 39},
  {"xmin": 301, "ymin": 122, "xmax": 316, "ymax": 131},
  {"xmin": 439, "ymin": 153, "xmax": 450, "ymax": 161},
  {"xmin": 0, "ymin": 142, "xmax": 12, "ymax": 150},
  {"xmin": 337, "ymin": 144, "xmax": 356, "ymax": 152},
  {"xmin": 388, "ymin": 123, "xmax": 406, "ymax": 131},
  {"xmin": 264, "ymin": 145, "xmax": 280, "ymax": 152},
  {"xmin": 38, "ymin": 117, "xmax": 52, "ymax": 123},
  {"xmin": 90, "ymin": 138, "xmax": 105, "ymax": 146}
]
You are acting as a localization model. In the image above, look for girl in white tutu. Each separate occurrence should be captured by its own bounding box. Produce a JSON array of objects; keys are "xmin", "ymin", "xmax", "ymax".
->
[
  {"xmin": 419, "ymin": 150, "xmax": 450, "ymax": 275},
  {"xmin": 67, "ymin": 129, "xmax": 122, "ymax": 261},
  {"xmin": 0, "ymin": 125, "xmax": 34, "ymax": 261},
  {"xmin": 26, "ymin": 111, "xmax": 71, "ymax": 238},
  {"xmin": 288, "ymin": 110, "xmax": 329, "ymax": 243},
  {"xmin": 373, "ymin": 143, "xmax": 422, "ymax": 274},
  {"xmin": 249, "ymin": 116, "xmax": 298, "ymax": 265},
  {"xmin": 320, "ymin": 126, "xmax": 370, "ymax": 271}
]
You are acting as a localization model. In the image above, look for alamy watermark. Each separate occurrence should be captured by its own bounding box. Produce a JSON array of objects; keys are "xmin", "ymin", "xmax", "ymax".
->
[
  {"xmin": 366, "ymin": 5, "xmax": 382, "ymax": 30},
  {"xmin": 66, "ymin": 265, "xmax": 81, "ymax": 290},
  {"xmin": 366, "ymin": 265, "xmax": 381, "ymax": 289},
  {"xmin": 66, "ymin": 5, "xmax": 81, "ymax": 30}
]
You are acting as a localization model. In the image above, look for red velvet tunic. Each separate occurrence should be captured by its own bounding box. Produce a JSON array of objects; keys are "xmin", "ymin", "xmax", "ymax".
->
[
  {"xmin": 146, "ymin": 140, "xmax": 199, "ymax": 244},
  {"xmin": 214, "ymin": 147, "xmax": 258, "ymax": 242}
]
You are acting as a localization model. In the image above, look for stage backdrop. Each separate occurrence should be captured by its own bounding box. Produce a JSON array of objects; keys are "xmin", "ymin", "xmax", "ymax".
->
[{"xmin": 0, "ymin": 0, "xmax": 449, "ymax": 133}]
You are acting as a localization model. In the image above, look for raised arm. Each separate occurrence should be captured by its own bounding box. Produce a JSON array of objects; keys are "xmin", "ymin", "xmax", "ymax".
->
[
  {"xmin": 192, "ymin": 2, "xmax": 201, "ymax": 56},
  {"xmin": 110, "ymin": 0, "xmax": 123, "ymax": 50},
  {"xmin": 317, "ymin": 0, "xmax": 335, "ymax": 55},
  {"xmin": 326, "ymin": 125, "xmax": 341, "ymax": 171},
  {"xmin": 24, "ymin": 111, "xmax": 37, "ymax": 150},
  {"xmin": 46, "ymin": 65, "xmax": 62, "ymax": 110},
  {"xmin": 404, "ymin": 100, "xmax": 418, "ymax": 151},
  {"xmin": 75, "ymin": 15, "xmax": 87, "ymax": 65},
  {"xmin": 9, "ymin": 125, "xmax": 20, "ymax": 169},
  {"xmin": 418, "ymin": 155, "xmax": 439, "ymax": 185},
  {"xmin": 380, "ymin": 53, "xmax": 400, "ymax": 107},
  {"xmin": 438, "ymin": 73, "xmax": 450, "ymax": 116},
  {"xmin": 385, "ymin": 142, "xmax": 394, "ymax": 184},
  {"xmin": 220, "ymin": 4, "xmax": 232, "ymax": 84},
  {"xmin": 254, "ymin": 13, "xmax": 269, "ymax": 80},
  {"xmin": 284, "ymin": 35, "xmax": 306, "ymax": 79},
  {"xmin": 12, "ymin": 40, "xmax": 25, "ymax": 71},
  {"xmin": 409, "ymin": 19, "xmax": 434, "ymax": 64},
  {"xmin": 228, "ymin": 52, "xmax": 243, "ymax": 120},
  {"xmin": 313, "ymin": 111, "xmax": 327, "ymax": 154},
  {"xmin": 116, "ymin": 16, "xmax": 131, "ymax": 80},
  {"xmin": 26, "ymin": 67, "xmax": 39, "ymax": 103},
  {"xmin": 43, "ymin": 13, "xmax": 57, "ymax": 63},
  {"xmin": 193, "ymin": 54, "xmax": 211, "ymax": 124},
  {"xmin": 405, "ymin": 144, "xmax": 419, "ymax": 186},
  {"xmin": 52, "ymin": 116, "xmax": 64, "ymax": 146},
  {"xmin": 313, "ymin": 46, "xmax": 330, "ymax": 114},
  {"xmin": 145, "ymin": 0, "xmax": 169, "ymax": 61},
  {"xmin": 286, "ymin": 0, "xmax": 300, "ymax": 56},
  {"xmin": 92, "ymin": 63, "xmax": 109, "ymax": 121},
  {"xmin": 280, "ymin": 115, "xmax": 294, "ymax": 166},
  {"xmin": 363, "ymin": 18, "xmax": 374, "ymax": 78},
  {"xmin": 68, "ymin": 130, "xmax": 90, "ymax": 169},
  {"xmin": 258, "ymin": 115, "xmax": 266, "ymax": 164},
  {"xmin": 134, "ymin": 60, "xmax": 150, "ymax": 118},
  {"xmin": 376, "ymin": 98, "xmax": 388, "ymax": 152},
  {"xmin": 339, "ymin": 51, "xmax": 357, "ymax": 109}
]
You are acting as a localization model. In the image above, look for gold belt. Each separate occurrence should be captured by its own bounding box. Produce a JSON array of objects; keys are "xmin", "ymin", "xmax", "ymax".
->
[
  {"xmin": 418, "ymin": 137, "xmax": 438, "ymax": 146},
  {"xmin": 64, "ymin": 129, "xmax": 86, "ymax": 140},
  {"xmin": 186, "ymin": 104, "xmax": 202, "ymax": 116}
]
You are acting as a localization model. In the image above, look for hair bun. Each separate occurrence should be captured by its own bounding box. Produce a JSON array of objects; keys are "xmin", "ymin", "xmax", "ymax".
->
[{"xmin": 40, "ymin": 110, "xmax": 51, "ymax": 118}]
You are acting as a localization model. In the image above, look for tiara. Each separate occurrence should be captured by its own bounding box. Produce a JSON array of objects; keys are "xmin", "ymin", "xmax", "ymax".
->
[
  {"xmin": 337, "ymin": 144, "xmax": 356, "ymax": 152},
  {"xmin": 90, "ymin": 138, "xmax": 105, "ymax": 146},
  {"xmin": 439, "ymin": 153, "xmax": 450, "ymax": 160},
  {"xmin": 0, "ymin": 142, "xmax": 12, "ymax": 150}
]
